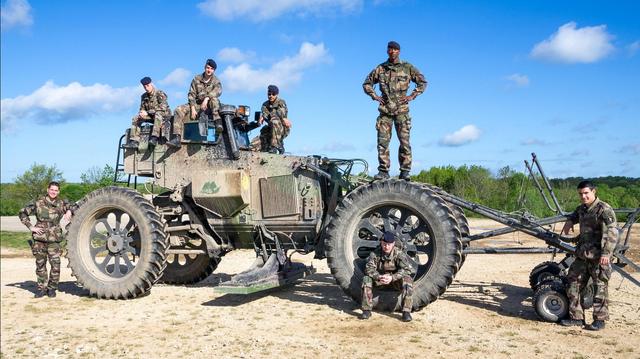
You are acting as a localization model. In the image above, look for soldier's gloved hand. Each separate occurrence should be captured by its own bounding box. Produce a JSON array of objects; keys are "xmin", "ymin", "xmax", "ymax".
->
[{"xmin": 283, "ymin": 118, "xmax": 292, "ymax": 128}]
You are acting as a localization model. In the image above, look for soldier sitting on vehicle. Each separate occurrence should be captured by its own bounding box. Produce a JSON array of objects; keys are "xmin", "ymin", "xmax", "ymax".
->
[
  {"xmin": 250, "ymin": 85, "xmax": 291, "ymax": 154},
  {"xmin": 172, "ymin": 59, "xmax": 223, "ymax": 145},
  {"xmin": 360, "ymin": 231, "xmax": 415, "ymax": 322},
  {"xmin": 125, "ymin": 77, "xmax": 178, "ymax": 149}
]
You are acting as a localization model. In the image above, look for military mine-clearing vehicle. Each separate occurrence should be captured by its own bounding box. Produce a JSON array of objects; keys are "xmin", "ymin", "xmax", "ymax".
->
[{"xmin": 65, "ymin": 103, "xmax": 639, "ymax": 320}]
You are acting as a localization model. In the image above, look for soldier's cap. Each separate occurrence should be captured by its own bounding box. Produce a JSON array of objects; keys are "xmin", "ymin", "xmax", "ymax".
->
[
  {"xmin": 381, "ymin": 231, "xmax": 397, "ymax": 243},
  {"xmin": 140, "ymin": 77, "xmax": 152, "ymax": 85},
  {"xmin": 206, "ymin": 58, "xmax": 217, "ymax": 70},
  {"xmin": 267, "ymin": 85, "xmax": 279, "ymax": 95},
  {"xmin": 387, "ymin": 41, "xmax": 401, "ymax": 50}
]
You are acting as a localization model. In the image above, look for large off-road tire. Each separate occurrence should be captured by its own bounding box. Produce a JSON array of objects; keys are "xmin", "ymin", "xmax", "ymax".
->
[
  {"xmin": 66, "ymin": 186, "xmax": 169, "ymax": 299},
  {"xmin": 533, "ymin": 282, "xmax": 569, "ymax": 322},
  {"xmin": 529, "ymin": 261, "xmax": 563, "ymax": 289},
  {"xmin": 325, "ymin": 179, "xmax": 462, "ymax": 311},
  {"xmin": 159, "ymin": 235, "xmax": 220, "ymax": 284}
]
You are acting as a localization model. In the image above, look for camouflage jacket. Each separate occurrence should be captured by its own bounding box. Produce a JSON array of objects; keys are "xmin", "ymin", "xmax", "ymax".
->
[
  {"xmin": 365, "ymin": 246, "xmax": 415, "ymax": 281},
  {"xmin": 261, "ymin": 98, "xmax": 288, "ymax": 124},
  {"xmin": 139, "ymin": 89, "xmax": 171, "ymax": 118},
  {"xmin": 363, "ymin": 60, "xmax": 427, "ymax": 115},
  {"xmin": 567, "ymin": 198, "xmax": 618, "ymax": 259},
  {"xmin": 19, "ymin": 196, "xmax": 75, "ymax": 242},
  {"xmin": 188, "ymin": 73, "xmax": 222, "ymax": 107}
]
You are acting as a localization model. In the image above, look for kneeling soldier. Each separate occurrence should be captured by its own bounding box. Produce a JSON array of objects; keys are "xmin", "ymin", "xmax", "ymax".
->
[{"xmin": 361, "ymin": 231, "xmax": 415, "ymax": 322}]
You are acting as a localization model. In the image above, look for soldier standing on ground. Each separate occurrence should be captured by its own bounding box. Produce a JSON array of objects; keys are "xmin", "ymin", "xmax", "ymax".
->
[
  {"xmin": 360, "ymin": 232, "xmax": 415, "ymax": 322},
  {"xmin": 250, "ymin": 85, "xmax": 291, "ymax": 154},
  {"xmin": 363, "ymin": 41, "xmax": 427, "ymax": 181},
  {"xmin": 560, "ymin": 180, "xmax": 619, "ymax": 331},
  {"xmin": 125, "ymin": 77, "xmax": 176, "ymax": 149},
  {"xmin": 19, "ymin": 181, "xmax": 75, "ymax": 298},
  {"xmin": 173, "ymin": 59, "xmax": 223, "ymax": 143}
]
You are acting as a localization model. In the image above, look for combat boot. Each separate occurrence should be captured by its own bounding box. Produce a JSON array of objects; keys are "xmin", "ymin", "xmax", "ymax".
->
[
  {"xmin": 268, "ymin": 147, "xmax": 279, "ymax": 154},
  {"xmin": 123, "ymin": 140, "xmax": 139, "ymax": 149},
  {"xmin": 399, "ymin": 170, "xmax": 411, "ymax": 181},
  {"xmin": 148, "ymin": 136, "xmax": 159, "ymax": 146},
  {"xmin": 167, "ymin": 135, "xmax": 182, "ymax": 148},
  {"xmin": 587, "ymin": 320, "xmax": 605, "ymax": 331},
  {"xmin": 47, "ymin": 289, "xmax": 56, "ymax": 298},
  {"xmin": 34, "ymin": 289, "xmax": 46, "ymax": 298},
  {"xmin": 402, "ymin": 311, "xmax": 412, "ymax": 322},
  {"xmin": 374, "ymin": 171, "xmax": 390, "ymax": 180},
  {"xmin": 559, "ymin": 318, "xmax": 584, "ymax": 327},
  {"xmin": 360, "ymin": 310, "xmax": 371, "ymax": 320}
]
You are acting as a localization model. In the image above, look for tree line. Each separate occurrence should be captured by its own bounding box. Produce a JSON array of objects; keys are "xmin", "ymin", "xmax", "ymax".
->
[{"xmin": 1, "ymin": 163, "xmax": 638, "ymax": 217}]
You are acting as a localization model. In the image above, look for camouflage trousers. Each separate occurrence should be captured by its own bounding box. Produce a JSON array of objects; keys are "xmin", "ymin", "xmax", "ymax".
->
[
  {"xmin": 173, "ymin": 101, "xmax": 221, "ymax": 139},
  {"xmin": 376, "ymin": 113, "xmax": 412, "ymax": 172},
  {"xmin": 32, "ymin": 241, "xmax": 62, "ymax": 291},
  {"xmin": 567, "ymin": 258, "xmax": 611, "ymax": 321},
  {"xmin": 362, "ymin": 275, "xmax": 413, "ymax": 312},
  {"xmin": 250, "ymin": 119, "xmax": 290, "ymax": 153},
  {"xmin": 129, "ymin": 113, "xmax": 171, "ymax": 142}
]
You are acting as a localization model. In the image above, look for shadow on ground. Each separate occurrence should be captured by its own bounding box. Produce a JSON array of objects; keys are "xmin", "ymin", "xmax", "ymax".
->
[
  {"xmin": 201, "ymin": 273, "xmax": 360, "ymax": 317},
  {"xmin": 7, "ymin": 280, "xmax": 89, "ymax": 297},
  {"xmin": 441, "ymin": 280, "xmax": 538, "ymax": 321}
]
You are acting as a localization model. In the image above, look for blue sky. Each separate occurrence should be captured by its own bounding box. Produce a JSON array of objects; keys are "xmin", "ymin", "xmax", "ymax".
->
[{"xmin": 1, "ymin": 0, "xmax": 639, "ymax": 182}]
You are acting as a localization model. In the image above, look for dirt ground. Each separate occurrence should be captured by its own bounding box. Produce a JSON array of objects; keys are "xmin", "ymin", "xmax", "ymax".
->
[{"xmin": 1, "ymin": 219, "xmax": 639, "ymax": 358}]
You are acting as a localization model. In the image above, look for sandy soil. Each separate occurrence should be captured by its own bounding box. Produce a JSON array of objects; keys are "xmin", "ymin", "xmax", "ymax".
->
[{"xmin": 1, "ymin": 219, "xmax": 639, "ymax": 358}]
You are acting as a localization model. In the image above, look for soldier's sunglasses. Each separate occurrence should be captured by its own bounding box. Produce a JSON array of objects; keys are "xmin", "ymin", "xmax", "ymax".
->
[{"xmin": 267, "ymin": 93, "xmax": 277, "ymax": 96}]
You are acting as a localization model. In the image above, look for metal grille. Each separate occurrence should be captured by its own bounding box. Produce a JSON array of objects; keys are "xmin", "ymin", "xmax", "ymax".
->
[{"xmin": 259, "ymin": 175, "xmax": 299, "ymax": 218}]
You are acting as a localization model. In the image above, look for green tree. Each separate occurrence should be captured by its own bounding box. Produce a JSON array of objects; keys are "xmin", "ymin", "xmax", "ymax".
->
[
  {"xmin": 80, "ymin": 164, "xmax": 121, "ymax": 190},
  {"xmin": 13, "ymin": 163, "xmax": 64, "ymax": 202}
]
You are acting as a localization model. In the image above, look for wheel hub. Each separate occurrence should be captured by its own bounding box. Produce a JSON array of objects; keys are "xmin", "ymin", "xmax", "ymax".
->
[{"xmin": 107, "ymin": 234, "xmax": 126, "ymax": 254}]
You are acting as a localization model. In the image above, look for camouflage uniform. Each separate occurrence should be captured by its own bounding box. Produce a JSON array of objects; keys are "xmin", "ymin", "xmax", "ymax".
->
[
  {"xmin": 363, "ymin": 60, "xmax": 427, "ymax": 173},
  {"xmin": 130, "ymin": 89, "xmax": 172, "ymax": 142},
  {"xmin": 362, "ymin": 246, "xmax": 415, "ymax": 312},
  {"xmin": 172, "ymin": 73, "xmax": 223, "ymax": 138},
  {"xmin": 250, "ymin": 98, "xmax": 289, "ymax": 153},
  {"xmin": 19, "ymin": 196, "xmax": 75, "ymax": 292},
  {"xmin": 565, "ymin": 198, "xmax": 618, "ymax": 321}
]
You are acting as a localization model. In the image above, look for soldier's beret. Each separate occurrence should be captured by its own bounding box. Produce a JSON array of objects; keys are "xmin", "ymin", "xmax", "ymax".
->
[
  {"xmin": 381, "ymin": 232, "xmax": 396, "ymax": 243},
  {"xmin": 387, "ymin": 41, "xmax": 401, "ymax": 50},
  {"xmin": 206, "ymin": 58, "xmax": 217, "ymax": 70},
  {"xmin": 267, "ymin": 85, "xmax": 279, "ymax": 95},
  {"xmin": 140, "ymin": 77, "xmax": 152, "ymax": 85}
]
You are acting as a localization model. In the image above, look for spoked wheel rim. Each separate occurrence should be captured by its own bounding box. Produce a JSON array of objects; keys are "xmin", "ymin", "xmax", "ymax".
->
[
  {"xmin": 351, "ymin": 203, "xmax": 436, "ymax": 281},
  {"xmin": 165, "ymin": 238, "xmax": 207, "ymax": 271},
  {"xmin": 79, "ymin": 207, "xmax": 141, "ymax": 281}
]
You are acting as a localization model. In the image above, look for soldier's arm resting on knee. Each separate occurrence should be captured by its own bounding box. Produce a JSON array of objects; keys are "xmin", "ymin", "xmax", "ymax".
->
[
  {"xmin": 364, "ymin": 252, "xmax": 380, "ymax": 281},
  {"xmin": 600, "ymin": 207, "xmax": 618, "ymax": 265}
]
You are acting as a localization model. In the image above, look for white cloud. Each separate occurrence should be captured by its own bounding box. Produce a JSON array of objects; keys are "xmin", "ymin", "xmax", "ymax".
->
[
  {"xmin": 1, "ymin": 0, "xmax": 33, "ymax": 30},
  {"xmin": 219, "ymin": 42, "xmax": 332, "ymax": 92},
  {"xmin": 197, "ymin": 0, "xmax": 362, "ymax": 22},
  {"xmin": 159, "ymin": 68, "xmax": 192, "ymax": 87},
  {"xmin": 1, "ymin": 81, "xmax": 138, "ymax": 131},
  {"xmin": 439, "ymin": 125, "xmax": 481, "ymax": 147},
  {"xmin": 530, "ymin": 22, "xmax": 615, "ymax": 63},
  {"xmin": 505, "ymin": 73, "xmax": 529, "ymax": 87},
  {"xmin": 217, "ymin": 47, "xmax": 255, "ymax": 63},
  {"xmin": 627, "ymin": 41, "xmax": 640, "ymax": 57}
]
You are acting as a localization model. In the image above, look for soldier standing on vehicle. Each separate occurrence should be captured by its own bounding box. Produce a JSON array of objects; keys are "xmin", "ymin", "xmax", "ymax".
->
[
  {"xmin": 124, "ymin": 77, "xmax": 176, "ymax": 149},
  {"xmin": 19, "ymin": 181, "xmax": 75, "ymax": 298},
  {"xmin": 560, "ymin": 180, "xmax": 619, "ymax": 331},
  {"xmin": 172, "ymin": 59, "xmax": 223, "ymax": 144},
  {"xmin": 250, "ymin": 85, "xmax": 291, "ymax": 154},
  {"xmin": 360, "ymin": 231, "xmax": 415, "ymax": 322},
  {"xmin": 363, "ymin": 41, "xmax": 427, "ymax": 181}
]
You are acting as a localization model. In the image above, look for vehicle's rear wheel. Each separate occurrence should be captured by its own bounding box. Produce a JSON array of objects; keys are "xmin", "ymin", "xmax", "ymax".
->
[
  {"xmin": 66, "ymin": 187, "xmax": 168, "ymax": 299},
  {"xmin": 529, "ymin": 261, "xmax": 563, "ymax": 289},
  {"xmin": 533, "ymin": 282, "xmax": 569, "ymax": 322},
  {"xmin": 325, "ymin": 179, "xmax": 462, "ymax": 311},
  {"xmin": 159, "ymin": 235, "xmax": 219, "ymax": 284}
]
